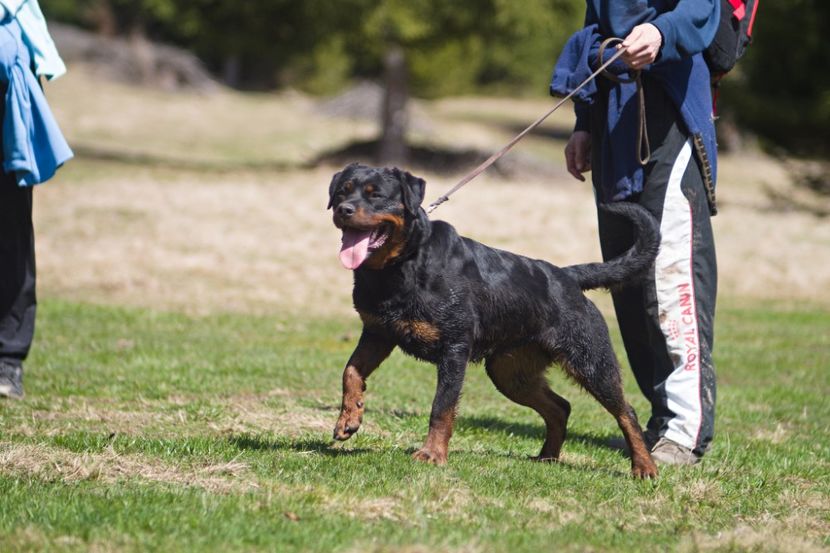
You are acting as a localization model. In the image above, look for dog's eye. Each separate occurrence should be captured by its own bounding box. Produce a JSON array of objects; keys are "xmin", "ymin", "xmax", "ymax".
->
[{"xmin": 369, "ymin": 192, "xmax": 384, "ymax": 200}]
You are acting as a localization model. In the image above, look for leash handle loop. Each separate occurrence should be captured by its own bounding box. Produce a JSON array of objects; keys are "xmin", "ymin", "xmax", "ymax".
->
[{"xmin": 598, "ymin": 37, "xmax": 651, "ymax": 166}]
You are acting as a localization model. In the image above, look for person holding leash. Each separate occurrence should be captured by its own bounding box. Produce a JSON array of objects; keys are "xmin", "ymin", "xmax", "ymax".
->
[
  {"xmin": 553, "ymin": 1, "xmax": 720, "ymax": 465},
  {"xmin": 0, "ymin": 0, "xmax": 72, "ymax": 399}
]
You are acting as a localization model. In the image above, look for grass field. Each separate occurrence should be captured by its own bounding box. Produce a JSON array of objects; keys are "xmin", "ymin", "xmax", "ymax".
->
[
  {"xmin": 1, "ymin": 300, "xmax": 828, "ymax": 552},
  {"xmin": 1, "ymin": 64, "xmax": 829, "ymax": 551}
]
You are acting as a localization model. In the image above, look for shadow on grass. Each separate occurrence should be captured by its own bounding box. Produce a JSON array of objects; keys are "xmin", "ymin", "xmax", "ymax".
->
[
  {"xmin": 228, "ymin": 434, "xmax": 372, "ymax": 457},
  {"xmin": 457, "ymin": 415, "xmax": 625, "ymax": 454},
  {"xmin": 312, "ymin": 139, "xmax": 493, "ymax": 175},
  {"xmin": 227, "ymin": 429, "xmax": 633, "ymax": 478}
]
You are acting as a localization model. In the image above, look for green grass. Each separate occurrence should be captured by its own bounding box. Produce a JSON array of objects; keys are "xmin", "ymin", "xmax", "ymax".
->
[{"xmin": 1, "ymin": 299, "xmax": 828, "ymax": 552}]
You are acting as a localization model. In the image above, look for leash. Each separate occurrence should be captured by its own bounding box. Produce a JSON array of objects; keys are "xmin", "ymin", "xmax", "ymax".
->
[
  {"xmin": 597, "ymin": 38, "xmax": 651, "ymax": 166},
  {"xmin": 427, "ymin": 37, "xmax": 647, "ymax": 214}
]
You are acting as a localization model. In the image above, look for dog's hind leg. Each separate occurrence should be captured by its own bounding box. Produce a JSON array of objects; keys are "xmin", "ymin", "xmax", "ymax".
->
[
  {"xmin": 333, "ymin": 330, "xmax": 395, "ymax": 441},
  {"xmin": 485, "ymin": 345, "xmax": 571, "ymax": 461},
  {"xmin": 555, "ymin": 313, "xmax": 658, "ymax": 478}
]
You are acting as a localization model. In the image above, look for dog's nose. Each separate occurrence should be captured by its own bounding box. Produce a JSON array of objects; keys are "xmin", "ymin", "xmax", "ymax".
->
[{"xmin": 337, "ymin": 204, "xmax": 356, "ymax": 218}]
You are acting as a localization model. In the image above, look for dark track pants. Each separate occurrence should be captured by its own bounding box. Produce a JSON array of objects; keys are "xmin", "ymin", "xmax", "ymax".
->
[
  {"xmin": 0, "ymin": 174, "xmax": 36, "ymax": 366},
  {"xmin": 592, "ymin": 78, "xmax": 717, "ymax": 457}
]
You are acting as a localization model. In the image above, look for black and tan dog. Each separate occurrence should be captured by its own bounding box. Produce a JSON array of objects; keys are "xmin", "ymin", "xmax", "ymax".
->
[{"xmin": 328, "ymin": 163, "xmax": 659, "ymax": 478}]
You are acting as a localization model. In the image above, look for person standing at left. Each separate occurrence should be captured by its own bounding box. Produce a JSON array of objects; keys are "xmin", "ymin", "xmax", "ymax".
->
[{"xmin": 0, "ymin": 0, "xmax": 72, "ymax": 399}]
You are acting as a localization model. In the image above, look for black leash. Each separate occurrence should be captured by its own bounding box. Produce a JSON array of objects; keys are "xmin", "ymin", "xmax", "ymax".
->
[{"xmin": 427, "ymin": 38, "xmax": 647, "ymax": 214}]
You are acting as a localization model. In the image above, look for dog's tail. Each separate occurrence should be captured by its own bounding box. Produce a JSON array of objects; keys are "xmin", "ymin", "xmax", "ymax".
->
[{"xmin": 562, "ymin": 202, "xmax": 660, "ymax": 291}]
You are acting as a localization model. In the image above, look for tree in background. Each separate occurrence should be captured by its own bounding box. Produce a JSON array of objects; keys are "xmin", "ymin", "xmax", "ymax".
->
[
  {"xmin": 40, "ymin": 0, "xmax": 582, "ymax": 162},
  {"xmin": 41, "ymin": 1, "xmax": 828, "ymax": 159},
  {"xmin": 317, "ymin": 0, "xmax": 582, "ymax": 163}
]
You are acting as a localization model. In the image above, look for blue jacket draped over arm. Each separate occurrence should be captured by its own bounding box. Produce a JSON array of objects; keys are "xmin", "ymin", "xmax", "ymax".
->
[
  {"xmin": 0, "ymin": 16, "xmax": 72, "ymax": 186},
  {"xmin": 551, "ymin": 1, "xmax": 718, "ymax": 207}
]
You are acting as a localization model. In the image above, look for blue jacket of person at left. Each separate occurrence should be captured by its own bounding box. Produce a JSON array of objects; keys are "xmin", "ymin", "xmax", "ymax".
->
[{"xmin": 0, "ymin": 14, "xmax": 72, "ymax": 186}]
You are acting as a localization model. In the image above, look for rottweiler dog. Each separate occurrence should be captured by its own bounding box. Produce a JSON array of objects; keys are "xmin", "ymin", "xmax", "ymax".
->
[{"xmin": 328, "ymin": 163, "xmax": 659, "ymax": 478}]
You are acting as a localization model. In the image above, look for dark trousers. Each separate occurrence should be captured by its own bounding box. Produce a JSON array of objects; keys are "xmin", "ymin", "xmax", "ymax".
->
[
  {"xmin": 592, "ymin": 77, "xmax": 717, "ymax": 456},
  {"xmin": 0, "ymin": 173, "xmax": 36, "ymax": 366}
]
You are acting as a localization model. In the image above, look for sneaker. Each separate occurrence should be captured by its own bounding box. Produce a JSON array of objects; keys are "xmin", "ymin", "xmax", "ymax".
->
[
  {"xmin": 0, "ymin": 362, "xmax": 24, "ymax": 399},
  {"xmin": 650, "ymin": 437, "xmax": 700, "ymax": 466}
]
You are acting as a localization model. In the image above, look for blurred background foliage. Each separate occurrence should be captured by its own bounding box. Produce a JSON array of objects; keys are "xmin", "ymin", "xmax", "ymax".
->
[{"xmin": 40, "ymin": 0, "xmax": 829, "ymax": 157}]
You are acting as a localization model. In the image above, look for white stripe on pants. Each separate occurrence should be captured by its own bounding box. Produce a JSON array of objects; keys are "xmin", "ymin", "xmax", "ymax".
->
[{"xmin": 655, "ymin": 139, "xmax": 703, "ymax": 450}]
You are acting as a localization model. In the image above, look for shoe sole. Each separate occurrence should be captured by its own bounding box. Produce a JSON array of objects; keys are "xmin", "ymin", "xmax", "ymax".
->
[
  {"xmin": 651, "ymin": 452, "xmax": 700, "ymax": 465},
  {"xmin": 0, "ymin": 383, "xmax": 23, "ymax": 399}
]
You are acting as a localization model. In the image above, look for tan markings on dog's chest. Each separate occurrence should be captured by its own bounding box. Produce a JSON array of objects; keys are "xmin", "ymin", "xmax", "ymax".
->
[
  {"xmin": 358, "ymin": 311, "xmax": 382, "ymax": 328},
  {"xmin": 358, "ymin": 311, "xmax": 440, "ymax": 343},
  {"xmin": 395, "ymin": 320, "xmax": 441, "ymax": 343}
]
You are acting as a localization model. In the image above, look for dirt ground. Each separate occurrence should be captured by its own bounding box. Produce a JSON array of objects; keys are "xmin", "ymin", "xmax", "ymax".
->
[{"xmin": 31, "ymin": 65, "xmax": 830, "ymax": 318}]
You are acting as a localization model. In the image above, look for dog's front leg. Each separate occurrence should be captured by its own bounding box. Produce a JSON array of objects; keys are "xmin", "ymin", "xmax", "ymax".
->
[
  {"xmin": 413, "ymin": 347, "xmax": 469, "ymax": 465},
  {"xmin": 333, "ymin": 330, "xmax": 394, "ymax": 441}
]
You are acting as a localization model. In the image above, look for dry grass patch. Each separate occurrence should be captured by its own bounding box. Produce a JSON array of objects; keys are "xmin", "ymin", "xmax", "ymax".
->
[
  {"xmin": 225, "ymin": 398, "xmax": 334, "ymax": 437},
  {"xmin": 525, "ymin": 496, "xmax": 587, "ymax": 526},
  {"xmin": 30, "ymin": 400, "xmax": 180, "ymax": 434},
  {"xmin": 31, "ymin": 67, "xmax": 830, "ymax": 317},
  {"xmin": 677, "ymin": 475, "xmax": 830, "ymax": 552},
  {"xmin": 676, "ymin": 478, "xmax": 725, "ymax": 503},
  {"xmin": 48, "ymin": 63, "xmax": 376, "ymax": 167},
  {"xmin": 346, "ymin": 543, "xmax": 484, "ymax": 553},
  {"xmin": 751, "ymin": 422, "xmax": 791, "ymax": 444},
  {"xmin": 35, "ymin": 156, "xmax": 830, "ymax": 319},
  {"xmin": 680, "ymin": 521, "xmax": 827, "ymax": 553},
  {"xmin": 4, "ymin": 526, "xmax": 137, "ymax": 553},
  {"xmin": 327, "ymin": 476, "xmax": 475, "ymax": 524},
  {"xmin": 0, "ymin": 443, "xmax": 256, "ymax": 493},
  {"xmin": 10, "ymin": 392, "xmax": 339, "ymax": 440}
]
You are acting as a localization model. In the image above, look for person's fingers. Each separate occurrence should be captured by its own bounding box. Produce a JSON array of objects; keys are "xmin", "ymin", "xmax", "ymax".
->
[
  {"xmin": 568, "ymin": 164, "xmax": 585, "ymax": 181},
  {"xmin": 565, "ymin": 143, "xmax": 582, "ymax": 180},
  {"xmin": 624, "ymin": 40, "xmax": 648, "ymax": 56},
  {"xmin": 621, "ymin": 24, "xmax": 661, "ymax": 68},
  {"xmin": 566, "ymin": 133, "xmax": 591, "ymax": 182},
  {"xmin": 622, "ymin": 49, "xmax": 656, "ymax": 69},
  {"xmin": 622, "ymin": 27, "xmax": 644, "ymax": 49},
  {"xmin": 636, "ymin": 50, "xmax": 657, "ymax": 64},
  {"xmin": 566, "ymin": 145, "xmax": 585, "ymax": 181}
]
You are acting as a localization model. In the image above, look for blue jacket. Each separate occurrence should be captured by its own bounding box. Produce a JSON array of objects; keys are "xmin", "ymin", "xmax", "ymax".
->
[
  {"xmin": 550, "ymin": 1, "xmax": 719, "ymax": 208},
  {"xmin": 0, "ymin": 0, "xmax": 67, "ymax": 79},
  {"xmin": 0, "ymin": 16, "xmax": 71, "ymax": 186}
]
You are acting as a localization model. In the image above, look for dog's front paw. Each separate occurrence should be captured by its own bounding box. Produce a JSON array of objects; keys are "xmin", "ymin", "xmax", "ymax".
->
[
  {"xmin": 333, "ymin": 411, "xmax": 362, "ymax": 441},
  {"xmin": 412, "ymin": 448, "xmax": 447, "ymax": 465},
  {"xmin": 631, "ymin": 459, "xmax": 659, "ymax": 479}
]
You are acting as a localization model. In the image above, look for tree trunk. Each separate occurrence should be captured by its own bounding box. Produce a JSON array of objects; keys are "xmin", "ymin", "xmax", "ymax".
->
[
  {"xmin": 128, "ymin": 21, "xmax": 155, "ymax": 86},
  {"xmin": 92, "ymin": 0, "xmax": 118, "ymax": 37},
  {"xmin": 378, "ymin": 45, "xmax": 409, "ymax": 165},
  {"xmin": 222, "ymin": 55, "xmax": 242, "ymax": 88}
]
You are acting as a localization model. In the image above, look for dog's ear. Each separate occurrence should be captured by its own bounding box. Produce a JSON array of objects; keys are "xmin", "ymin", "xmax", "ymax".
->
[
  {"xmin": 327, "ymin": 170, "xmax": 342, "ymax": 210},
  {"xmin": 389, "ymin": 168, "xmax": 426, "ymax": 216}
]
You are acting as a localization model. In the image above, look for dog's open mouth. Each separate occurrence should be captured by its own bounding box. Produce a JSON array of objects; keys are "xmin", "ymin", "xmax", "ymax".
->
[{"xmin": 339, "ymin": 226, "xmax": 389, "ymax": 269}]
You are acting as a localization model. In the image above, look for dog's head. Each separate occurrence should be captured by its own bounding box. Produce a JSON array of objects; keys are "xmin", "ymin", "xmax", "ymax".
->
[{"xmin": 327, "ymin": 163, "xmax": 427, "ymax": 270}]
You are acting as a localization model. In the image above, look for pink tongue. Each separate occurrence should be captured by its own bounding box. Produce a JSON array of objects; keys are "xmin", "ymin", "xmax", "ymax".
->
[{"xmin": 339, "ymin": 229, "xmax": 373, "ymax": 269}]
